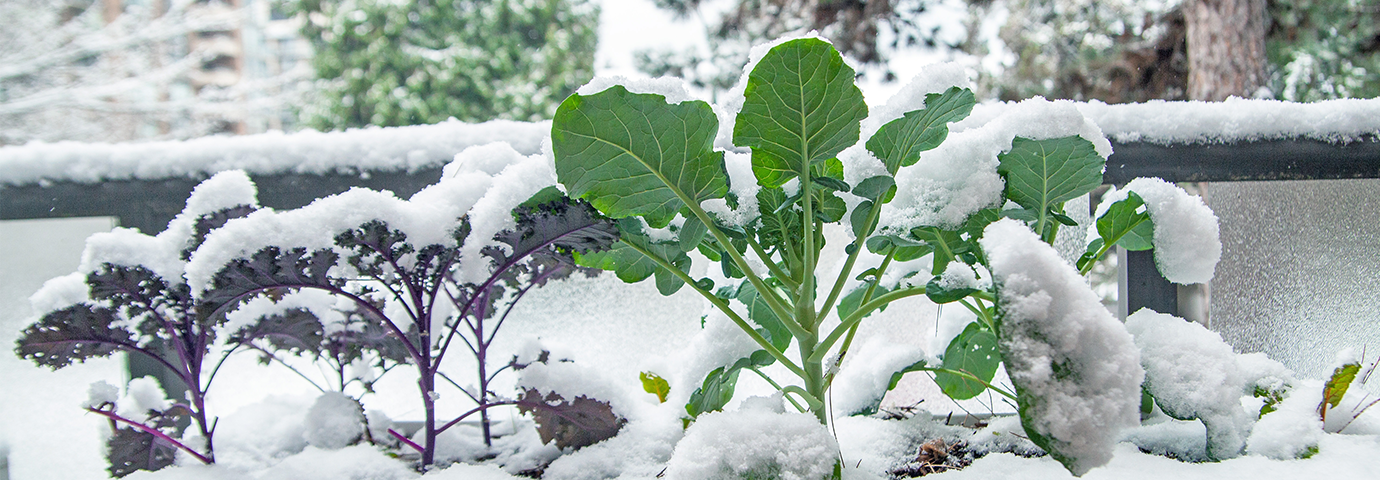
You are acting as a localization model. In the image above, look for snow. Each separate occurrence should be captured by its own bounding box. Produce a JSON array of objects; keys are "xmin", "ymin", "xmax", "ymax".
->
[
  {"xmin": 830, "ymin": 336, "xmax": 928, "ymax": 417},
  {"xmin": 877, "ymin": 97, "xmax": 1110, "ymax": 233},
  {"xmin": 119, "ymin": 376, "xmax": 172, "ymax": 424},
  {"xmin": 1125, "ymin": 309, "xmax": 1252, "ymax": 459},
  {"xmin": 663, "ymin": 408, "xmax": 839, "ymax": 480},
  {"xmin": 303, "ymin": 392, "xmax": 366, "ymax": 450},
  {"xmin": 185, "ymin": 141, "xmax": 554, "ymax": 294},
  {"xmin": 0, "ymin": 120, "xmax": 548, "ymax": 186},
  {"xmin": 1078, "ymin": 97, "xmax": 1380, "ymax": 144},
  {"xmin": 1097, "ymin": 178, "xmax": 1221, "ymax": 284},
  {"xmin": 1246, "ymin": 379, "xmax": 1326, "ymax": 460},
  {"xmin": 861, "ymin": 62, "xmax": 971, "ymax": 141},
  {"xmin": 980, "ymin": 219, "xmax": 1144, "ymax": 476},
  {"xmin": 84, "ymin": 381, "xmax": 120, "ymax": 409},
  {"xmin": 577, "ymin": 76, "xmax": 699, "ymax": 104},
  {"xmin": 5, "ymin": 34, "xmax": 1380, "ymax": 479}
]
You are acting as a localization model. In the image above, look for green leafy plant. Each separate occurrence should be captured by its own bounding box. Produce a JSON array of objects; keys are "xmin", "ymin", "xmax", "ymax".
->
[{"xmin": 550, "ymin": 37, "xmax": 1196, "ymax": 477}]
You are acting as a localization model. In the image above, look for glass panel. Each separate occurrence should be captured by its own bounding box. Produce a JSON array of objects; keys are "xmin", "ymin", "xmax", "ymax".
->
[{"xmin": 1205, "ymin": 178, "xmax": 1380, "ymax": 379}]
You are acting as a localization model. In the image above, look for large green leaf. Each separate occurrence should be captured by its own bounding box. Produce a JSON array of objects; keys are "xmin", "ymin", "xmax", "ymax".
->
[
  {"xmin": 733, "ymin": 38, "xmax": 868, "ymax": 187},
  {"xmin": 866, "ymin": 87, "xmax": 977, "ymax": 175},
  {"xmin": 552, "ymin": 85, "xmax": 727, "ymax": 228},
  {"xmin": 1096, "ymin": 191, "xmax": 1154, "ymax": 251},
  {"xmin": 934, "ymin": 322, "xmax": 1001, "ymax": 400},
  {"xmin": 996, "ymin": 136, "xmax": 1105, "ymax": 235}
]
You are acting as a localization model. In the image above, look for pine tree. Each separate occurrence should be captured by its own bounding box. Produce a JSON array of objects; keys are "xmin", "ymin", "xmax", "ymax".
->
[{"xmin": 292, "ymin": 0, "xmax": 598, "ymax": 129}]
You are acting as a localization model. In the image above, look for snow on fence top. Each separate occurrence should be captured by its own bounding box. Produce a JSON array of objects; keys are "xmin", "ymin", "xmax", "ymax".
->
[
  {"xmin": 1075, "ymin": 97, "xmax": 1380, "ymax": 144},
  {"xmin": 1, "ymin": 98, "xmax": 1378, "ymax": 187},
  {"xmin": 0, "ymin": 119, "xmax": 549, "ymax": 186}
]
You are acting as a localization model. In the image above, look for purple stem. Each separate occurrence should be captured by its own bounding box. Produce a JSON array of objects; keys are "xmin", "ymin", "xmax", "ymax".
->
[
  {"xmin": 87, "ymin": 407, "xmax": 211, "ymax": 464},
  {"xmin": 387, "ymin": 428, "xmax": 427, "ymax": 454}
]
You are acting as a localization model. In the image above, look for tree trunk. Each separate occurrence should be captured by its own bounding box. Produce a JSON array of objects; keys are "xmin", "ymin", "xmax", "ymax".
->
[{"xmin": 1184, "ymin": 0, "xmax": 1269, "ymax": 101}]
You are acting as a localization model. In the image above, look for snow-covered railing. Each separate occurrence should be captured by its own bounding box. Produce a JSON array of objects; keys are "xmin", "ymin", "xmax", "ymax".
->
[
  {"xmin": 2, "ymin": 99, "xmax": 1379, "ymax": 320},
  {"xmin": 0, "ymin": 120, "xmax": 549, "ymax": 232}
]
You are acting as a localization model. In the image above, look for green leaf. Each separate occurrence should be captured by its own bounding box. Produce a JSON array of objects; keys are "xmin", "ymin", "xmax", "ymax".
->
[
  {"xmin": 697, "ymin": 243, "xmax": 723, "ymax": 262},
  {"xmin": 853, "ymin": 175, "xmax": 896, "ymax": 203},
  {"xmin": 888, "ymin": 358, "xmax": 930, "ymax": 390},
  {"xmin": 733, "ymin": 38, "xmax": 867, "ymax": 187},
  {"xmin": 1000, "ymin": 208, "xmax": 1039, "ymax": 222},
  {"xmin": 684, "ymin": 352, "xmax": 775, "ymax": 419},
  {"xmin": 838, "ymin": 282, "xmax": 890, "ymax": 321},
  {"xmin": 910, "ymin": 226, "xmax": 970, "ymax": 275},
  {"xmin": 851, "ymin": 200, "xmax": 877, "ymax": 239},
  {"xmin": 1254, "ymin": 385, "xmax": 1288, "ymax": 419},
  {"xmin": 516, "ymin": 185, "xmax": 567, "ymax": 212},
  {"xmin": 866, "ymin": 87, "xmax": 977, "ymax": 175},
  {"xmin": 814, "ymin": 190, "xmax": 848, "ymax": 223},
  {"xmin": 934, "ymin": 322, "xmax": 1001, "ymax": 400},
  {"xmin": 552, "ymin": 85, "xmax": 726, "ymax": 228},
  {"xmin": 812, "ymin": 175, "xmax": 851, "ymax": 192},
  {"xmin": 576, "ymin": 218, "xmax": 689, "ymax": 294},
  {"xmin": 736, "ymin": 281, "xmax": 792, "ymax": 350},
  {"xmin": 640, "ymin": 372, "xmax": 670, "ymax": 403},
  {"xmin": 1077, "ymin": 238, "xmax": 1105, "ymax": 272},
  {"xmin": 865, "ymin": 234, "xmax": 931, "ymax": 261},
  {"xmin": 996, "ymin": 136, "xmax": 1105, "ymax": 237},
  {"xmin": 925, "ymin": 276, "xmax": 979, "ymax": 304},
  {"xmin": 1097, "ymin": 191, "xmax": 1154, "ymax": 251},
  {"xmin": 1322, "ymin": 362, "xmax": 1361, "ymax": 414},
  {"xmin": 679, "ymin": 215, "xmax": 708, "ymax": 252}
]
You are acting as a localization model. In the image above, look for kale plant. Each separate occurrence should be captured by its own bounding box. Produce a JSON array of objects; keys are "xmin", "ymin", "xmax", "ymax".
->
[
  {"xmin": 14, "ymin": 172, "xmax": 262, "ymax": 476},
  {"xmin": 195, "ymin": 180, "xmax": 620, "ymax": 468},
  {"xmin": 551, "ymin": 37, "xmax": 1217, "ymax": 476}
]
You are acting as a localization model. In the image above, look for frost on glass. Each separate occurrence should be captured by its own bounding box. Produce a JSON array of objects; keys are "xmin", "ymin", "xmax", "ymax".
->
[{"xmin": 1206, "ymin": 178, "xmax": 1380, "ymax": 380}]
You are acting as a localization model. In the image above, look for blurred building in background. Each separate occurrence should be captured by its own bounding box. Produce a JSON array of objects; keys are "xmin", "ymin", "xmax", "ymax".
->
[{"xmin": 0, "ymin": 0, "xmax": 312, "ymax": 145}]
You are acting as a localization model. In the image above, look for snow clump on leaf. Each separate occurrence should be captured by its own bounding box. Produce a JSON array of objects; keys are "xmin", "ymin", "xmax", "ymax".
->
[
  {"xmin": 981, "ymin": 218, "xmax": 1143, "ymax": 476},
  {"xmin": 1126, "ymin": 309, "xmax": 1253, "ymax": 459},
  {"xmin": 1096, "ymin": 177, "xmax": 1220, "ymax": 284}
]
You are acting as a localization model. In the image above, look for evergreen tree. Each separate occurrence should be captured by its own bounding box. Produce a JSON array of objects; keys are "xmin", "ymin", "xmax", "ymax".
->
[
  {"xmin": 637, "ymin": 0, "xmax": 946, "ymax": 101},
  {"xmin": 1268, "ymin": 0, "xmax": 1380, "ymax": 101},
  {"xmin": 291, "ymin": 0, "xmax": 598, "ymax": 129}
]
